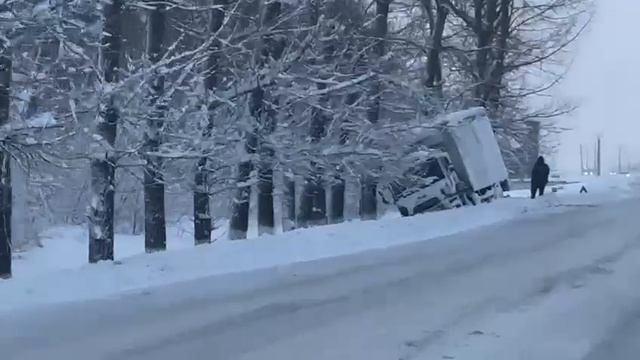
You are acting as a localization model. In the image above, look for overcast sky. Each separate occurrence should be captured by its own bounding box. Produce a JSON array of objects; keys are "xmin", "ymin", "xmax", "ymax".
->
[{"xmin": 555, "ymin": 0, "xmax": 640, "ymax": 174}]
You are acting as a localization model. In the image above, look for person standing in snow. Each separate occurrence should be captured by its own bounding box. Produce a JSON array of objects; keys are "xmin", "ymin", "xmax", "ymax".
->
[{"xmin": 530, "ymin": 156, "xmax": 550, "ymax": 199}]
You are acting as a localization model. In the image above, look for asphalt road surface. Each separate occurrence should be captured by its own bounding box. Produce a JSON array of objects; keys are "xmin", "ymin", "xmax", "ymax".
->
[{"xmin": 3, "ymin": 199, "xmax": 640, "ymax": 360}]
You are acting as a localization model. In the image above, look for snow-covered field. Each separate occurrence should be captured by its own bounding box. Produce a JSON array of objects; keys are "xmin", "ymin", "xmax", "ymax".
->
[
  {"xmin": 1, "ymin": 175, "xmax": 637, "ymax": 312},
  {"xmin": 505, "ymin": 175, "xmax": 634, "ymax": 200}
]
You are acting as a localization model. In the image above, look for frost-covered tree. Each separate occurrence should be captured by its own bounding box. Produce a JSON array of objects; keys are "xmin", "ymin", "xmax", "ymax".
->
[
  {"xmin": 359, "ymin": 0, "xmax": 391, "ymax": 220},
  {"xmin": 143, "ymin": 0, "xmax": 168, "ymax": 252},
  {"xmin": 0, "ymin": 38, "xmax": 11, "ymax": 279},
  {"xmin": 193, "ymin": 1, "xmax": 226, "ymax": 245},
  {"xmin": 0, "ymin": 0, "xmax": 100, "ymax": 275},
  {"xmin": 89, "ymin": 0, "xmax": 123, "ymax": 263},
  {"xmin": 0, "ymin": 0, "xmax": 592, "ymax": 277},
  {"xmin": 437, "ymin": 0, "xmax": 590, "ymax": 173}
]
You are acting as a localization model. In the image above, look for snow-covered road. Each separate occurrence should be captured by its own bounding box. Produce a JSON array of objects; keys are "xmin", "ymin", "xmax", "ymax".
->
[{"xmin": 4, "ymin": 198, "xmax": 640, "ymax": 360}]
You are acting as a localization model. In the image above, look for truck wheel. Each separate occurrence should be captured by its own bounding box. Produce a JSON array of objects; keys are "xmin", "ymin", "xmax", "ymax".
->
[{"xmin": 398, "ymin": 206, "xmax": 410, "ymax": 217}]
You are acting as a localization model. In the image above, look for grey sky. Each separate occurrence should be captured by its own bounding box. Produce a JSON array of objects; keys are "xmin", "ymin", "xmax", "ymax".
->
[{"xmin": 556, "ymin": 0, "xmax": 640, "ymax": 174}]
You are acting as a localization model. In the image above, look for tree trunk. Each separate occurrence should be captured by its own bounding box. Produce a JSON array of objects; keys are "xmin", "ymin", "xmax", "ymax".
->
[
  {"xmin": 229, "ymin": 87, "xmax": 259, "ymax": 240},
  {"xmin": 486, "ymin": 0, "xmax": 511, "ymax": 111},
  {"xmin": 89, "ymin": 0, "xmax": 122, "ymax": 263},
  {"xmin": 359, "ymin": 179, "xmax": 377, "ymax": 220},
  {"xmin": 297, "ymin": 0, "xmax": 331, "ymax": 228},
  {"xmin": 229, "ymin": 159, "xmax": 254, "ymax": 240},
  {"xmin": 0, "ymin": 50, "xmax": 10, "ymax": 278},
  {"xmin": 284, "ymin": 173, "xmax": 296, "ymax": 230},
  {"xmin": 256, "ymin": 87, "xmax": 276, "ymax": 235},
  {"xmin": 299, "ymin": 103, "xmax": 328, "ymax": 227},
  {"xmin": 473, "ymin": 0, "xmax": 499, "ymax": 106},
  {"xmin": 144, "ymin": 1, "xmax": 167, "ymax": 252},
  {"xmin": 299, "ymin": 172, "xmax": 327, "ymax": 227},
  {"xmin": 194, "ymin": 4, "xmax": 225, "ymax": 245},
  {"xmin": 329, "ymin": 92, "xmax": 357, "ymax": 224},
  {"xmin": 88, "ymin": 140, "xmax": 116, "ymax": 262},
  {"xmin": 193, "ymin": 164, "xmax": 210, "ymax": 244},
  {"xmin": 424, "ymin": 1, "xmax": 448, "ymax": 112},
  {"xmin": 257, "ymin": 161, "xmax": 275, "ymax": 234},
  {"xmin": 329, "ymin": 176, "xmax": 345, "ymax": 224},
  {"xmin": 360, "ymin": 0, "xmax": 390, "ymax": 221}
]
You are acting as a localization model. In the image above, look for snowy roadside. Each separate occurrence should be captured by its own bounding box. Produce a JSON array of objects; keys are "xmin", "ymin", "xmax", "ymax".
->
[
  {"xmin": 0, "ymin": 175, "xmax": 637, "ymax": 312},
  {"xmin": 11, "ymin": 218, "xmax": 229, "ymax": 279},
  {"xmin": 505, "ymin": 174, "xmax": 636, "ymax": 202}
]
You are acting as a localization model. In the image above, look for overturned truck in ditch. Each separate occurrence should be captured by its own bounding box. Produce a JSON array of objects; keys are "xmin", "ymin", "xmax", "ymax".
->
[{"xmin": 380, "ymin": 107, "xmax": 510, "ymax": 216}]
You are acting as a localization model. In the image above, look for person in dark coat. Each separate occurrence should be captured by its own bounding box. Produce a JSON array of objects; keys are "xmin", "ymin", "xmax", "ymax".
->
[{"xmin": 531, "ymin": 156, "xmax": 550, "ymax": 199}]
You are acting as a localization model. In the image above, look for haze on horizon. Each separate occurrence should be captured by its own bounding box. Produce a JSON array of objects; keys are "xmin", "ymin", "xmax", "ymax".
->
[{"xmin": 556, "ymin": 0, "xmax": 640, "ymax": 175}]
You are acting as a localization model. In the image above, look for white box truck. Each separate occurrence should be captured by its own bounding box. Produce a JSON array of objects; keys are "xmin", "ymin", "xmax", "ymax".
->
[{"xmin": 381, "ymin": 107, "xmax": 510, "ymax": 216}]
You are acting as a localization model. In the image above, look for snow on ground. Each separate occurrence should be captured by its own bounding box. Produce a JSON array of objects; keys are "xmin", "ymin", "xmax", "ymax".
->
[
  {"xmin": 411, "ymin": 242, "xmax": 640, "ymax": 360},
  {"xmin": 12, "ymin": 217, "xmax": 228, "ymax": 279},
  {"xmin": 25, "ymin": 111, "xmax": 57, "ymax": 127},
  {"xmin": 1, "ymin": 175, "xmax": 637, "ymax": 312},
  {"xmin": 505, "ymin": 174, "xmax": 636, "ymax": 202}
]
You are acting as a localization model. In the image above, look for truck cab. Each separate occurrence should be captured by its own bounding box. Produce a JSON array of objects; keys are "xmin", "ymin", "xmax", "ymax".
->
[{"xmin": 383, "ymin": 151, "xmax": 464, "ymax": 216}]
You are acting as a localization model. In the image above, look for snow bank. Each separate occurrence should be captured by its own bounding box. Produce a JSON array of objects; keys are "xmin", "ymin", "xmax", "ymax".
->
[
  {"xmin": 26, "ymin": 112, "xmax": 57, "ymax": 127},
  {"xmin": 12, "ymin": 218, "xmax": 227, "ymax": 279},
  {"xmin": 0, "ymin": 202, "xmax": 531, "ymax": 311},
  {"xmin": 0, "ymin": 176, "xmax": 637, "ymax": 312},
  {"xmin": 506, "ymin": 175, "xmax": 637, "ymax": 203}
]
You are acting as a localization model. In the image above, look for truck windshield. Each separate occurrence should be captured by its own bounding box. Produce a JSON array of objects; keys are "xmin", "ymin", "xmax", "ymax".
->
[{"xmin": 406, "ymin": 158, "xmax": 445, "ymax": 181}]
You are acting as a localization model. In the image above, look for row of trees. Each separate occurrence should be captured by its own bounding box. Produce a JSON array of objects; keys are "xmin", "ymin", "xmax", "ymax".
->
[{"xmin": 0, "ymin": 0, "xmax": 590, "ymax": 278}]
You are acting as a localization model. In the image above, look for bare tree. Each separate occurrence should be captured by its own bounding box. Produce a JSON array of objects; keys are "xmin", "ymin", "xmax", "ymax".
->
[
  {"xmin": 229, "ymin": 121, "xmax": 257, "ymax": 239},
  {"xmin": 255, "ymin": 0, "xmax": 286, "ymax": 235},
  {"xmin": 422, "ymin": 0, "xmax": 448, "ymax": 112},
  {"xmin": 326, "ymin": 0, "xmax": 367, "ymax": 225},
  {"xmin": 298, "ymin": 0, "xmax": 330, "ymax": 228},
  {"xmin": 0, "ymin": 43, "xmax": 11, "ymax": 278},
  {"xmin": 360, "ymin": 0, "xmax": 391, "ymax": 220},
  {"xmin": 144, "ymin": 1, "xmax": 168, "ymax": 251},
  {"xmin": 194, "ymin": 2, "xmax": 226, "ymax": 245},
  {"xmin": 441, "ymin": 0, "xmax": 588, "ymax": 112},
  {"xmin": 229, "ymin": 0, "xmax": 286, "ymax": 238},
  {"xmin": 89, "ymin": 0, "xmax": 123, "ymax": 263}
]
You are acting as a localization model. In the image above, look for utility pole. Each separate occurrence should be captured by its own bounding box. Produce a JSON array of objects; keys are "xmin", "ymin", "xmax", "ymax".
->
[
  {"xmin": 585, "ymin": 146, "xmax": 590, "ymax": 174},
  {"xmin": 593, "ymin": 143, "xmax": 597, "ymax": 173},
  {"xmin": 618, "ymin": 146, "xmax": 622, "ymax": 174},
  {"xmin": 596, "ymin": 136, "xmax": 602, "ymax": 177},
  {"xmin": 579, "ymin": 144, "xmax": 584, "ymax": 173}
]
